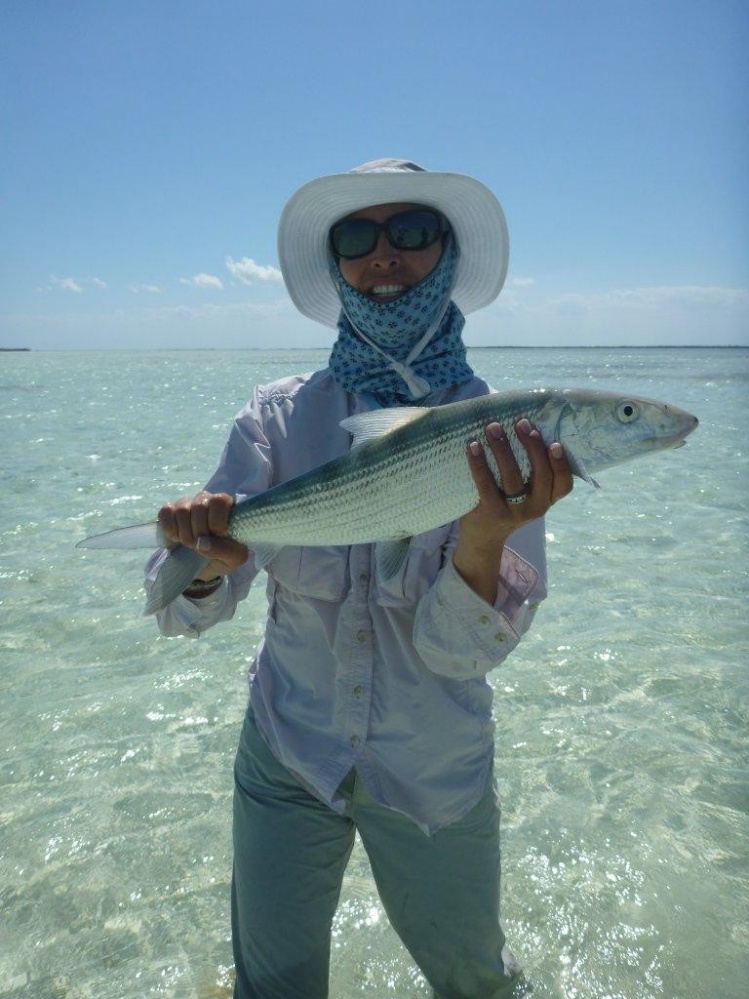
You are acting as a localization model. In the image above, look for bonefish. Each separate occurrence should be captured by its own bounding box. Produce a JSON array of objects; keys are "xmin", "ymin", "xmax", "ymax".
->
[{"xmin": 77, "ymin": 387, "xmax": 698, "ymax": 614}]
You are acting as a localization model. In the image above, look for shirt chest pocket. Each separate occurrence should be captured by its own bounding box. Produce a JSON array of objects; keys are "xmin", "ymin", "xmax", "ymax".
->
[{"xmin": 267, "ymin": 545, "xmax": 351, "ymax": 601}]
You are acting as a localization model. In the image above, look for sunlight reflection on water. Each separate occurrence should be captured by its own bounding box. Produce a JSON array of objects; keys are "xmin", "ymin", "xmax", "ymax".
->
[{"xmin": 1, "ymin": 348, "xmax": 747, "ymax": 998}]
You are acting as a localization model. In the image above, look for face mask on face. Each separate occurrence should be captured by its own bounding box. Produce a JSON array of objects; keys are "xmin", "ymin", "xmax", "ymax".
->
[{"xmin": 328, "ymin": 237, "xmax": 474, "ymax": 405}]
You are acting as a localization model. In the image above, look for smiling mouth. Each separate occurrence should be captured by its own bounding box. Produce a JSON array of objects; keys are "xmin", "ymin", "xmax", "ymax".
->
[{"xmin": 370, "ymin": 283, "xmax": 408, "ymax": 300}]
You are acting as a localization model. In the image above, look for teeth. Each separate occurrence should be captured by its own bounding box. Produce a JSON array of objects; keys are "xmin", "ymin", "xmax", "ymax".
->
[{"xmin": 372, "ymin": 284, "xmax": 406, "ymax": 295}]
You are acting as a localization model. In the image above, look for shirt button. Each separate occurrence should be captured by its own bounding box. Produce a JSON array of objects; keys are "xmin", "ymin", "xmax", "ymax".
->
[
  {"xmin": 353, "ymin": 685, "xmax": 364, "ymax": 699},
  {"xmin": 494, "ymin": 632, "xmax": 507, "ymax": 643},
  {"xmin": 356, "ymin": 630, "xmax": 368, "ymax": 644},
  {"xmin": 478, "ymin": 614, "xmax": 490, "ymax": 625},
  {"xmin": 350, "ymin": 734, "xmax": 361, "ymax": 748},
  {"xmin": 359, "ymin": 573, "xmax": 368, "ymax": 585}
]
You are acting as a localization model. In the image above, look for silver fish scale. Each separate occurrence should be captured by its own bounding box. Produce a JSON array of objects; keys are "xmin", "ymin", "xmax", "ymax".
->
[{"xmin": 227, "ymin": 391, "xmax": 556, "ymax": 547}]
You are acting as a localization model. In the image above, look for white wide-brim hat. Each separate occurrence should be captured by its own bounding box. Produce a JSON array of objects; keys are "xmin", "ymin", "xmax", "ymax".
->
[{"xmin": 277, "ymin": 158, "xmax": 510, "ymax": 328}]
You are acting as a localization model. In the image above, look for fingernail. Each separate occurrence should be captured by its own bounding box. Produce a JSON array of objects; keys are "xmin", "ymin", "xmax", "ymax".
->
[
  {"xmin": 469, "ymin": 441, "xmax": 482, "ymax": 457},
  {"xmin": 488, "ymin": 423, "xmax": 507, "ymax": 442},
  {"xmin": 196, "ymin": 536, "xmax": 213, "ymax": 554},
  {"xmin": 549, "ymin": 442, "xmax": 564, "ymax": 459},
  {"xmin": 516, "ymin": 419, "xmax": 532, "ymax": 436}
]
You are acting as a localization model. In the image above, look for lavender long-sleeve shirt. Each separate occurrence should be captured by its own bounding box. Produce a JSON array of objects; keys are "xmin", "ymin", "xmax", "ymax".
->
[{"xmin": 147, "ymin": 369, "xmax": 548, "ymax": 833}]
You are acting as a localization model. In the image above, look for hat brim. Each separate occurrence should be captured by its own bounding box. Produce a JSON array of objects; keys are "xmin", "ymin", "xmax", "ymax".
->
[{"xmin": 277, "ymin": 170, "xmax": 509, "ymax": 328}]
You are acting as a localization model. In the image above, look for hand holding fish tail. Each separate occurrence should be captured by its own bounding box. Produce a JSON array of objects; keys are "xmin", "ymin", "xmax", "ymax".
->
[
  {"xmin": 158, "ymin": 491, "xmax": 249, "ymax": 583},
  {"xmin": 454, "ymin": 418, "xmax": 573, "ymax": 604}
]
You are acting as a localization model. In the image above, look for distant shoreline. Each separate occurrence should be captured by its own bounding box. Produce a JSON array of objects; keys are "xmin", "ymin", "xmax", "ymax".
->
[{"xmin": 2, "ymin": 345, "xmax": 745, "ymax": 353}]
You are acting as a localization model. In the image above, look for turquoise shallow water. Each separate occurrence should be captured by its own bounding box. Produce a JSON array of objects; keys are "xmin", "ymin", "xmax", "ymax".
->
[{"xmin": 1, "ymin": 347, "xmax": 747, "ymax": 998}]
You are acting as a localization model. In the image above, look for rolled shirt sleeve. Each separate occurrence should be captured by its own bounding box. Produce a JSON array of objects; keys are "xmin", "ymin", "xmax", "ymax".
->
[{"xmin": 413, "ymin": 528, "xmax": 547, "ymax": 679}]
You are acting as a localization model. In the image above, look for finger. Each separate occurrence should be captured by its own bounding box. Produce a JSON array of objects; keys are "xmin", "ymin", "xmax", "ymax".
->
[
  {"xmin": 206, "ymin": 493, "xmax": 235, "ymax": 537},
  {"xmin": 484, "ymin": 423, "xmax": 525, "ymax": 498},
  {"xmin": 466, "ymin": 439, "xmax": 504, "ymax": 503},
  {"xmin": 516, "ymin": 419, "xmax": 552, "ymax": 503},
  {"xmin": 189, "ymin": 494, "xmax": 211, "ymax": 541},
  {"xmin": 171, "ymin": 491, "xmax": 211, "ymax": 547},
  {"xmin": 157, "ymin": 495, "xmax": 193, "ymax": 544},
  {"xmin": 548, "ymin": 442, "xmax": 574, "ymax": 504},
  {"xmin": 173, "ymin": 505, "xmax": 199, "ymax": 546},
  {"xmin": 158, "ymin": 504, "xmax": 178, "ymax": 543}
]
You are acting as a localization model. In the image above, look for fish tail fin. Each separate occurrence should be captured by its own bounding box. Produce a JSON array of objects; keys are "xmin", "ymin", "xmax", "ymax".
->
[
  {"xmin": 77, "ymin": 522, "xmax": 164, "ymax": 550},
  {"xmin": 143, "ymin": 546, "xmax": 210, "ymax": 616}
]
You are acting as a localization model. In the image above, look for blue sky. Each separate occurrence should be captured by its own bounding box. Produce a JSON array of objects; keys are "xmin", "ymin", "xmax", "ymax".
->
[{"xmin": 2, "ymin": 0, "xmax": 747, "ymax": 349}]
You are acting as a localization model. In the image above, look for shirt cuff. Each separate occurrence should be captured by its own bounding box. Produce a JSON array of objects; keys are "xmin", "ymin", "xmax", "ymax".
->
[
  {"xmin": 441, "ymin": 547, "xmax": 539, "ymax": 618},
  {"xmin": 414, "ymin": 549, "xmax": 540, "ymax": 678},
  {"xmin": 145, "ymin": 548, "xmax": 232, "ymax": 636}
]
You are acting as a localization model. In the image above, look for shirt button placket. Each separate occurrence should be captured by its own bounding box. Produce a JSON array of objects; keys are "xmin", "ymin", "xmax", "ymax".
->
[{"xmin": 347, "ymin": 549, "xmax": 372, "ymax": 756}]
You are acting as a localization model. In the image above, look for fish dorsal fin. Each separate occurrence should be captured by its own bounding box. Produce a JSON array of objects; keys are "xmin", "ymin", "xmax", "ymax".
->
[
  {"xmin": 375, "ymin": 538, "xmax": 412, "ymax": 579},
  {"xmin": 340, "ymin": 407, "xmax": 428, "ymax": 451}
]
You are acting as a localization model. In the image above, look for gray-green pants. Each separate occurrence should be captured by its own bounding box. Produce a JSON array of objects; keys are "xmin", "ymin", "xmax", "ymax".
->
[{"xmin": 231, "ymin": 705, "xmax": 527, "ymax": 998}]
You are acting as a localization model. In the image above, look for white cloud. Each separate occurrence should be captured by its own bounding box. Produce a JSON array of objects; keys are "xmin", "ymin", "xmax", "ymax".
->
[
  {"xmin": 179, "ymin": 272, "xmax": 224, "ymax": 290},
  {"xmin": 468, "ymin": 284, "xmax": 749, "ymax": 347},
  {"xmin": 52, "ymin": 275, "xmax": 83, "ymax": 294},
  {"xmin": 226, "ymin": 256, "xmax": 283, "ymax": 285},
  {"xmin": 510, "ymin": 276, "xmax": 536, "ymax": 288},
  {"xmin": 48, "ymin": 274, "xmax": 108, "ymax": 293},
  {"xmin": 129, "ymin": 283, "xmax": 162, "ymax": 294}
]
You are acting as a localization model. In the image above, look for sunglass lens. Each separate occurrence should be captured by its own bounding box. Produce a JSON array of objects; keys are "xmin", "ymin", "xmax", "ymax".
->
[
  {"xmin": 331, "ymin": 219, "xmax": 378, "ymax": 259},
  {"xmin": 388, "ymin": 210, "xmax": 442, "ymax": 250}
]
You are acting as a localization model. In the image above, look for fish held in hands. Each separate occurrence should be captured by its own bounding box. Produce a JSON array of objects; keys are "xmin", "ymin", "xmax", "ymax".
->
[{"xmin": 77, "ymin": 387, "xmax": 698, "ymax": 614}]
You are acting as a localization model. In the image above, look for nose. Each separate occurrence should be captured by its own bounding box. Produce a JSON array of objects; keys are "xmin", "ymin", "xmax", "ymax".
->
[{"xmin": 368, "ymin": 230, "xmax": 401, "ymax": 266}]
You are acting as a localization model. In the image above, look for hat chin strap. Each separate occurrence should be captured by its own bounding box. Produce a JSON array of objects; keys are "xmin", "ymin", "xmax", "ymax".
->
[
  {"xmin": 345, "ymin": 322, "xmax": 432, "ymax": 399},
  {"xmin": 386, "ymin": 358, "xmax": 432, "ymax": 400}
]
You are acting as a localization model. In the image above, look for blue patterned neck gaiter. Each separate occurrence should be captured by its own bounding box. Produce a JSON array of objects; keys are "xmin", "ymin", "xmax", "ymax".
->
[{"xmin": 328, "ymin": 236, "xmax": 473, "ymax": 407}]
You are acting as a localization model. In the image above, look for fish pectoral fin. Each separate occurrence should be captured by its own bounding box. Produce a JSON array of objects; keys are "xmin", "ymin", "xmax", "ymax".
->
[
  {"xmin": 340, "ymin": 407, "xmax": 428, "ymax": 451},
  {"xmin": 566, "ymin": 451, "xmax": 602, "ymax": 491},
  {"xmin": 143, "ymin": 546, "xmax": 211, "ymax": 616},
  {"xmin": 77, "ymin": 522, "xmax": 165, "ymax": 550},
  {"xmin": 375, "ymin": 537, "xmax": 412, "ymax": 579}
]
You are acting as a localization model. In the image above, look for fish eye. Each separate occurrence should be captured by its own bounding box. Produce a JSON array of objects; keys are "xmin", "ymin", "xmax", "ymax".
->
[{"xmin": 616, "ymin": 401, "xmax": 639, "ymax": 423}]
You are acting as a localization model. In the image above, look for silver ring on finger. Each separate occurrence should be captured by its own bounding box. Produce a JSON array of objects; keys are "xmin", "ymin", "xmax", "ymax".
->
[{"xmin": 505, "ymin": 489, "xmax": 528, "ymax": 505}]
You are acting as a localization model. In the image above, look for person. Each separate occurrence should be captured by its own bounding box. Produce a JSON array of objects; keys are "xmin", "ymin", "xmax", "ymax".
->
[{"xmin": 146, "ymin": 159, "xmax": 573, "ymax": 998}]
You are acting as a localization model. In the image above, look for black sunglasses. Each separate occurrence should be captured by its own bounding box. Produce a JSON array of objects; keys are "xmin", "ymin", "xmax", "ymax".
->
[{"xmin": 329, "ymin": 208, "xmax": 451, "ymax": 260}]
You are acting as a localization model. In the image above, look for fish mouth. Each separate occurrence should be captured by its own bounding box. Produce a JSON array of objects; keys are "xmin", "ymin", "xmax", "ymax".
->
[
  {"xmin": 667, "ymin": 410, "xmax": 699, "ymax": 446},
  {"xmin": 651, "ymin": 412, "xmax": 699, "ymax": 451}
]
